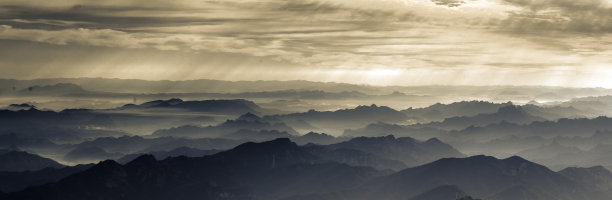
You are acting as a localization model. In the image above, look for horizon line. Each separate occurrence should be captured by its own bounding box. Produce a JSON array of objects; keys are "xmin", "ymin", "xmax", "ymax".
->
[{"xmin": 2, "ymin": 77, "xmax": 611, "ymax": 90}]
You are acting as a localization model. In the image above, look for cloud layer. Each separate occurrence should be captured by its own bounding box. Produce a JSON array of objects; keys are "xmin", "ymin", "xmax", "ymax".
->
[{"xmin": 0, "ymin": 0, "xmax": 610, "ymax": 87}]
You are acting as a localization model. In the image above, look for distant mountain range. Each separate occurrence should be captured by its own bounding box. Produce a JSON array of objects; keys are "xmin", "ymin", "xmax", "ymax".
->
[
  {"xmin": 153, "ymin": 113, "xmax": 298, "ymax": 138},
  {"xmin": 264, "ymin": 104, "xmax": 409, "ymax": 134},
  {"xmin": 120, "ymin": 98, "xmax": 266, "ymax": 115},
  {"xmin": 116, "ymin": 147, "xmax": 221, "ymax": 164},
  {"xmin": 5, "ymin": 78, "xmax": 609, "ymax": 95}
]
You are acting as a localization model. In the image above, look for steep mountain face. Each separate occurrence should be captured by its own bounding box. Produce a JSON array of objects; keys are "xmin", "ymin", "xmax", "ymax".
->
[
  {"xmin": 0, "ymin": 151, "xmax": 64, "ymax": 172},
  {"xmin": 302, "ymin": 145, "xmax": 407, "ymax": 171},
  {"xmin": 559, "ymin": 166, "xmax": 612, "ymax": 193},
  {"xmin": 357, "ymin": 155, "xmax": 605, "ymax": 200},
  {"xmin": 327, "ymin": 135, "xmax": 465, "ymax": 167},
  {"xmin": 3, "ymin": 139, "xmax": 384, "ymax": 200}
]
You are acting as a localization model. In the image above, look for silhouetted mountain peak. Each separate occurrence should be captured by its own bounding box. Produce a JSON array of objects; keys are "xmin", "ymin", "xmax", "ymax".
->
[
  {"xmin": 125, "ymin": 154, "xmax": 157, "ymax": 167},
  {"xmin": 503, "ymin": 155, "xmax": 531, "ymax": 164},
  {"xmin": 374, "ymin": 154, "xmax": 590, "ymax": 200},
  {"xmin": 212, "ymin": 138, "xmax": 320, "ymax": 169},
  {"xmin": 231, "ymin": 138, "xmax": 296, "ymax": 153},
  {"xmin": 303, "ymin": 131, "xmax": 331, "ymax": 137},
  {"xmin": 24, "ymin": 107, "xmax": 40, "ymax": 112},
  {"xmin": 237, "ymin": 112, "xmax": 262, "ymax": 122},
  {"xmin": 495, "ymin": 105, "xmax": 527, "ymax": 116},
  {"xmin": 424, "ymin": 137, "xmax": 443, "ymax": 144},
  {"xmin": 121, "ymin": 98, "xmax": 262, "ymax": 114},
  {"xmin": 465, "ymin": 154, "xmax": 498, "ymax": 162},
  {"xmin": 88, "ymin": 159, "xmax": 124, "ymax": 174},
  {"xmin": 341, "ymin": 135, "xmax": 418, "ymax": 147},
  {"xmin": 355, "ymin": 104, "xmax": 393, "ymax": 111},
  {"xmin": 356, "ymin": 134, "xmax": 396, "ymax": 141},
  {"xmin": 329, "ymin": 135, "xmax": 464, "ymax": 167},
  {"xmin": 141, "ymin": 98, "xmax": 184, "ymax": 107},
  {"xmin": 7, "ymin": 103, "xmax": 36, "ymax": 111},
  {"xmin": 166, "ymin": 98, "xmax": 184, "ymax": 104},
  {"xmin": 420, "ymin": 155, "xmax": 521, "ymax": 170}
]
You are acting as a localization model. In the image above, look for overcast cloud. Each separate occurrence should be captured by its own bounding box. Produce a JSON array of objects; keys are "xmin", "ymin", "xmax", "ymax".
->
[{"xmin": 0, "ymin": 0, "xmax": 610, "ymax": 87}]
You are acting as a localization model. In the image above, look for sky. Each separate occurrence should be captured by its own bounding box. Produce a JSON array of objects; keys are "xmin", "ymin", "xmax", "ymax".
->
[{"xmin": 0, "ymin": 0, "xmax": 611, "ymax": 87}]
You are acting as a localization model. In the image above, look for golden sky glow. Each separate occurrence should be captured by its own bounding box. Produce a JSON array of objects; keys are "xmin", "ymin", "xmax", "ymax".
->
[{"xmin": 0, "ymin": 0, "xmax": 611, "ymax": 87}]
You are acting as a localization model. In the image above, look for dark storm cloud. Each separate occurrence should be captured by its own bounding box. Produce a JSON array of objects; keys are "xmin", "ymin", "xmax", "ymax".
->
[
  {"xmin": 431, "ymin": 0, "xmax": 466, "ymax": 7},
  {"xmin": 0, "ymin": 1, "xmax": 413, "ymax": 33},
  {"xmin": 501, "ymin": 0, "xmax": 612, "ymax": 33},
  {"xmin": 0, "ymin": 0, "xmax": 419, "ymax": 55},
  {"xmin": 0, "ymin": 4, "xmax": 248, "ymax": 31}
]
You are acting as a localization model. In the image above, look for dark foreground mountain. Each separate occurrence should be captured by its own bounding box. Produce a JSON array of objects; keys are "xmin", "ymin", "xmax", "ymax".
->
[
  {"xmin": 407, "ymin": 185, "xmax": 475, "ymax": 200},
  {"xmin": 0, "ymin": 164, "xmax": 92, "ymax": 193},
  {"xmin": 354, "ymin": 155, "xmax": 607, "ymax": 200},
  {"xmin": 2, "ymin": 138, "xmax": 384, "ymax": 200},
  {"xmin": 0, "ymin": 150, "xmax": 64, "ymax": 172},
  {"xmin": 301, "ymin": 145, "xmax": 407, "ymax": 171},
  {"xmin": 4, "ymin": 139, "xmax": 610, "ymax": 200}
]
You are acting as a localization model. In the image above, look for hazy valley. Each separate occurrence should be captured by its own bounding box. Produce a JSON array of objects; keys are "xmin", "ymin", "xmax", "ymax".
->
[{"xmin": 2, "ymin": 79, "xmax": 612, "ymax": 199}]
